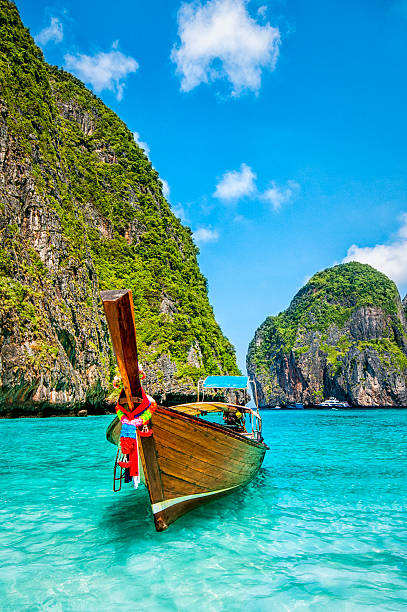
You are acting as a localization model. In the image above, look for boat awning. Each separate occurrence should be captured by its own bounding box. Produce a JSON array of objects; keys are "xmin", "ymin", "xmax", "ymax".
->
[{"xmin": 202, "ymin": 376, "xmax": 249, "ymax": 389}]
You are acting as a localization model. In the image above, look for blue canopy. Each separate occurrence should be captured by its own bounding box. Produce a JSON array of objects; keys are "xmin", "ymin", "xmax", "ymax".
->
[{"xmin": 202, "ymin": 376, "xmax": 249, "ymax": 389}]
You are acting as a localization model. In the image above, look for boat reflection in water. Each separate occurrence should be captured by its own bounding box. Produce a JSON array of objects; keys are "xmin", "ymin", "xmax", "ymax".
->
[{"xmin": 101, "ymin": 289, "xmax": 268, "ymax": 531}]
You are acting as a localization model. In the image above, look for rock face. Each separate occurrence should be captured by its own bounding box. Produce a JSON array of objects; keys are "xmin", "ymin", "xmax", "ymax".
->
[
  {"xmin": 247, "ymin": 263, "xmax": 407, "ymax": 407},
  {"xmin": 0, "ymin": 1, "xmax": 239, "ymax": 415}
]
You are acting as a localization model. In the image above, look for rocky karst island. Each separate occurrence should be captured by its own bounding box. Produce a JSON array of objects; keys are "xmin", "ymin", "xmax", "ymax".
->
[
  {"xmin": 0, "ymin": 0, "xmax": 239, "ymax": 416},
  {"xmin": 247, "ymin": 262, "xmax": 407, "ymax": 407}
]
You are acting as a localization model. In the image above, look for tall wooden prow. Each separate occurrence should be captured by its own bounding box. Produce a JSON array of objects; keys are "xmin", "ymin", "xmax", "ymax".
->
[
  {"xmin": 101, "ymin": 289, "xmax": 167, "ymax": 530},
  {"xmin": 100, "ymin": 289, "xmax": 142, "ymax": 409}
]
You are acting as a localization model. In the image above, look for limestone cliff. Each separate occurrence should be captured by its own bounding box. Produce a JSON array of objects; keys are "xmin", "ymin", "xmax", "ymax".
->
[
  {"xmin": 0, "ymin": 0, "xmax": 239, "ymax": 415},
  {"xmin": 247, "ymin": 263, "xmax": 407, "ymax": 407}
]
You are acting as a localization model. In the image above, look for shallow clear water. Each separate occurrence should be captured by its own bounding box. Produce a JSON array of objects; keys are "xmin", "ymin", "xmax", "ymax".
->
[{"xmin": 1, "ymin": 410, "xmax": 407, "ymax": 611}]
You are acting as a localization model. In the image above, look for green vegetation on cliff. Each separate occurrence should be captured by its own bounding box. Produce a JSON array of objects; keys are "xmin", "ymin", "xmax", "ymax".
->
[
  {"xmin": 249, "ymin": 262, "xmax": 401, "ymax": 365},
  {"xmin": 0, "ymin": 0, "xmax": 238, "ymax": 408}
]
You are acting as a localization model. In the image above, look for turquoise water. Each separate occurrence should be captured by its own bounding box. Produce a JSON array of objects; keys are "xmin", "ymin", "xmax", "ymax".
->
[{"xmin": 1, "ymin": 410, "xmax": 407, "ymax": 611}]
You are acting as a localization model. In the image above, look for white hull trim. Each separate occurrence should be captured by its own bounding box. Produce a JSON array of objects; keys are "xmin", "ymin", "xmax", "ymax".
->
[{"xmin": 152, "ymin": 484, "xmax": 239, "ymax": 514}]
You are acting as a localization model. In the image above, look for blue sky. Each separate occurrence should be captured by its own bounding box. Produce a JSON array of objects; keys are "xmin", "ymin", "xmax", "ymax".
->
[{"xmin": 17, "ymin": 0, "xmax": 407, "ymax": 370}]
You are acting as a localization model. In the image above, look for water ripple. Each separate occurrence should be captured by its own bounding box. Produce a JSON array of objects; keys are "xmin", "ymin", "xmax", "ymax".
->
[{"xmin": 1, "ymin": 411, "xmax": 407, "ymax": 610}]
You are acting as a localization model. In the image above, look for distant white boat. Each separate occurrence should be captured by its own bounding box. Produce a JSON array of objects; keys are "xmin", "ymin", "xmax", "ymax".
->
[{"xmin": 318, "ymin": 397, "xmax": 350, "ymax": 408}]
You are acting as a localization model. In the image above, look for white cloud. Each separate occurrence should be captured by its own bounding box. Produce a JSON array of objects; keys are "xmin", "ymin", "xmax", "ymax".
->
[
  {"xmin": 343, "ymin": 213, "xmax": 407, "ymax": 285},
  {"xmin": 161, "ymin": 179, "xmax": 170, "ymax": 199},
  {"xmin": 133, "ymin": 132, "xmax": 150, "ymax": 156},
  {"xmin": 261, "ymin": 180, "xmax": 300, "ymax": 210},
  {"xmin": 64, "ymin": 47, "xmax": 138, "ymax": 101},
  {"xmin": 214, "ymin": 163, "xmax": 298, "ymax": 210},
  {"xmin": 193, "ymin": 227, "xmax": 219, "ymax": 244},
  {"xmin": 171, "ymin": 0, "xmax": 280, "ymax": 95},
  {"xmin": 35, "ymin": 17, "xmax": 63, "ymax": 46},
  {"xmin": 214, "ymin": 163, "xmax": 256, "ymax": 201}
]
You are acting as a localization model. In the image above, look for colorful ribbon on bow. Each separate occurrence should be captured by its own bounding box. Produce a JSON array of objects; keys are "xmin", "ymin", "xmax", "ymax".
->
[
  {"xmin": 115, "ymin": 372, "xmax": 157, "ymax": 489},
  {"xmin": 116, "ymin": 387, "xmax": 157, "ymax": 425}
]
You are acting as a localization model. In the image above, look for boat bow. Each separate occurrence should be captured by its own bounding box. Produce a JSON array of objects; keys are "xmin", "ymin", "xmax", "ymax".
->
[{"xmin": 101, "ymin": 289, "xmax": 268, "ymax": 531}]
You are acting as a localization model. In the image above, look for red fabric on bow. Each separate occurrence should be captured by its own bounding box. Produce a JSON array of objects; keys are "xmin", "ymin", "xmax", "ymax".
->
[{"xmin": 120, "ymin": 437, "xmax": 139, "ymax": 477}]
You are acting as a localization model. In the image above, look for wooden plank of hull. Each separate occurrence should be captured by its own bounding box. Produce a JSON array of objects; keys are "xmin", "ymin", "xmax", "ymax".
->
[
  {"xmin": 152, "ymin": 488, "xmax": 244, "ymax": 528},
  {"xmin": 153, "ymin": 431, "xmax": 262, "ymax": 474},
  {"xmin": 150, "ymin": 407, "xmax": 266, "ymax": 530}
]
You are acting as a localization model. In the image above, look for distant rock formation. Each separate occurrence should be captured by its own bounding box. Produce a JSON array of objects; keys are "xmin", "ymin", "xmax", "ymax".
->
[
  {"xmin": 247, "ymin": 263, "xmax": 407, "ymax": 407},
  {"xmin": 0, "ymin": 1, "xmax": 239, "ymax": 415}
]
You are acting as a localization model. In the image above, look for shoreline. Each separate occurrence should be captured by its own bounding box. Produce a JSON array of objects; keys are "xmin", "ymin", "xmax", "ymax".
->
[
  {"xmin": 261, "ymin": 405, "xmax": 407, "ymax": 410},
  {"xmin": 0, "ymin": 402, "xmax": 116, "ymax": 419},
  {"xmin": 2, "ymin": 404, "xmax": 407, "ymax": 419}
]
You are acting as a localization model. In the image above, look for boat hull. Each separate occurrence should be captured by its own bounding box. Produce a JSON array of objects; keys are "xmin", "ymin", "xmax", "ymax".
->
[{"xmin": 107, "ymin": 406, "xmax": 267, "ymax": 531}]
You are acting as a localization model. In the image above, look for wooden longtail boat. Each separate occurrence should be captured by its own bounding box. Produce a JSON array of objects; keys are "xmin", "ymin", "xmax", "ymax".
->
[{"xmin": 101, "ymin": 289, "xmax": 268, "ymax": 531}]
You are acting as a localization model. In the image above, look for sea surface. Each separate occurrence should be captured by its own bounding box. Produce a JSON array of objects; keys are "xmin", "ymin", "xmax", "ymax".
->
[{"xmin": 1, "ymin": 410, "xmax": 407, "ymax": 611}]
